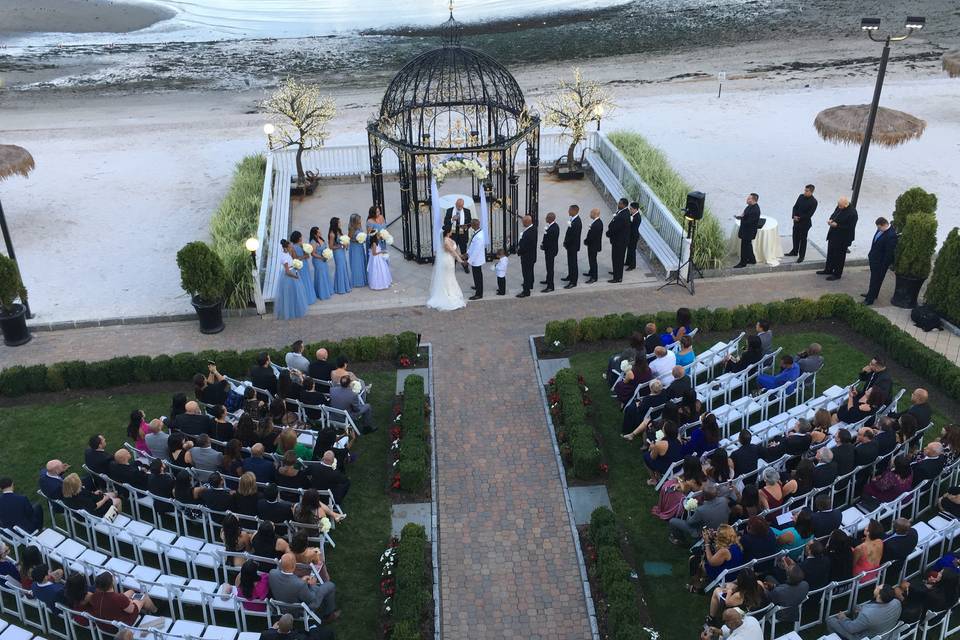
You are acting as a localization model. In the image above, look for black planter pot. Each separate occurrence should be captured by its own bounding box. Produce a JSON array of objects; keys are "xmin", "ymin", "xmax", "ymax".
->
[
  {"xmin": 554, "ymin": 157, "xmax": 586, "ymax": 180},
  {"xmin": 890, "ymin": 273, "xmax": 924, "ymax": 309},
  {"xmin": 191, "ymin": 297, "xmax": 225, "ymax": 334},
  {"xmin": 0, "ymin": 303, "xmax": 32, "ymax": 346}
]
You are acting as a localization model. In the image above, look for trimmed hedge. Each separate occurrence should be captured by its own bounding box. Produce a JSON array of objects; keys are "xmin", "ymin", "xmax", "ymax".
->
[
  {"xmin": 926, "ymin": 227, "xmax": 960, "ymax": 326},
  {"xmin": 589, "ymin": 507, "xmax": 642, "ymax": 640},
  {"xmin": 390, "ymin": 523, "xmax": 430, "ymax": 640},
  {"xmin": 552, "ymin": 369, "xmax": 601, "ymax": 480},
  {"xmin": 396, "ymin": 375, "xmax": 430, "ymax": 493},
  {"xmin": 0, "ymin": 331, "xmax": 421, "ymax": 398},
  {"xmin": 892, "ymin": 186, "xmax": 937, "ymax": 233},
  {"xmin": 545, "ymin": 293, "xmax": 960, "ymax": 399},
  {"xmin": 893, "ymin": 212, "xmax": 937, "ymax": 280}
]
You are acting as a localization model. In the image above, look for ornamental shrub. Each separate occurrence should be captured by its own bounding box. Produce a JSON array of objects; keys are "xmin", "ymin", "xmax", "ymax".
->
[
  {"xmin": 0, "ymin": 254, "xmax": 28, "ymax": 314},
  {"xmin": 601, "ymin": 314, "xmax": 622, "ymax": 339},
  {"xmin": 392, "ymin": 523, "xmax": 429, "ymax": 630},
  {"xmin": 45, "ymin": 364, "xmax": 67, "ymax": 392},
  {"xmin": 711, "ymin": 307, "xmax": 734, "ymax": 331},
  {"xmin": 892, "ymin": 186, "xmax": 937, "ymax": 232},
  {"xmin": 58, "ymin": 360, "xmax": 88, "ymax": 389},
  {"xmin": 175, "ymin": 241, "xmax": 228, "ymax": 303},
  {"xmin": 925, "ymin": 227, "xmax": 960, "ymax": 325},
  {"xmin": 578, "ymin": 316, "xmax": 605, "ymax": 342},
  {"xmin": 894, "ymin": 212, "xmax": 937, "ymax": 280},
  {"xmin": 130, "ymin": 356, "xmax": 153, "ymax": 383},
  {"xmin": 397, "ymin": 331, "xmax": 419, "ymax": 359},
  {"xmin": 357, "ymin": 336, "xmax": 380, "ymax": 361}
]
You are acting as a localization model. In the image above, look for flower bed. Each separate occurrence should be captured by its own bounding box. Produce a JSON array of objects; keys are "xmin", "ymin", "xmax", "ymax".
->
[
  {"xmin": 390, "ymin": 374, "xmax": 431, "ymax": 496},
  {"xmin": 0, "ymin": 330, "xmax": 420, "ymax": 397},
  {"xmin": 550, "ymin": 368, "xmax": 602, "ymax": 480},
  {"xmin": 380, "ymin": 523, "xmax": 433, "ymax": 640}
]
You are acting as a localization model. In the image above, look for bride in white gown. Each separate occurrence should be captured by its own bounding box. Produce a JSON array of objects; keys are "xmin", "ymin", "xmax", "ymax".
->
[{"xmin": 426, "ymin": 227, "xmax": 467, "ymax": 311}]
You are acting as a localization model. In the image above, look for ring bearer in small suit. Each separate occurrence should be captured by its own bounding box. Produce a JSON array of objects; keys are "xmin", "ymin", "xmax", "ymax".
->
[
  {"xmin": 465, "ymin": 219, "xmax": 486, "ymax": 301},
  {"xmin": 444, "ymin": 198, "xmax": 472, "ymax": 273}
]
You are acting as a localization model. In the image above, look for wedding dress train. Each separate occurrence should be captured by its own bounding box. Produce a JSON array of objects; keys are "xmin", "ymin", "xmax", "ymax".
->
[{"xmin": 426, "ymin": 240, "xmax": 466, "ymax": 311}]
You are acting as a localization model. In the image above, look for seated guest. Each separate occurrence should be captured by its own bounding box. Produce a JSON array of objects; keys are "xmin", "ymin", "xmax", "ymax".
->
[
  {"xmin": 652, "ymin": 456, "xmax": 705, "ymax": 521},
  {"xmin": 779, "ymin": 539, "xmax": 831, "ymax": 591},
  {"xmin": 277, "ymin": 369, "xmax": 302, "ymax": 406},
  {"xmin": 665, "ymin": 365, "xmax": 692, "ymax": 399},
  {"xmin": 939, "ymin": 424, "xmax": 960, "ymax": 463},
  {"xmin": 621, "ymin": 379, "xmax": 667, "ymax": 437},
  {"xmin": 85, "ymin": 434, "xmax": 113, "ymax": 477},
  {"xmin": 763, "ymin": 564, "xmax": 808, "ymax": 623},
  {"xmin": 871, "ymin": 416, "xmax": 899, "ymax": 460},
  {"xmin": 880, "ymin": 518, "xmax": 918, "ymax": 585},
  {"xmin": 19, "ymin": 546, "xmax": 61, "ymax": 590},
  {"xmin": 210, "ymin": 405, "xmax": 234, "ymax": 442},
  {"xmin": 256, "ymin": 417, "xmax": 279, "ymax": 452},
  {"xmin": 190, "ymin": 434, "xmax": 223, "ymax": 472},
  {"xmin": 311, "ymin": 451, "xmax": 350, "ymax": 505},
  {"xmin": 166, "ymin": 393, "xmax": 188, "ymax": 427},
  {"xmin": 329, "ymin": 356, "xmax": 358, "ymax": 384},
  {"xmin": 276, "ymin": 451, "xmax": 309, "ymax": 490},
  {"xmin": 724, "ymin": 335, "xmax": 763, "ymax": 374},
  {"xmin": 30, "ymin": 564, "xmax": 66, "ymax": 609},
  {"xmin": 249, "ymin": 352, "xmax": 278, "ymax": 397},
  {"xmin": 812, "ymin": 447, "xmax": 838, "ymax": 488},
  {"xmin": 242, "ymin": 388, "xmax": 266, "ymax": 421},
  {"xmin": 294, "ymin": 488, "xmax": 344, "ymax": 527},
  {"xmin": 258, "ymin": 483, "xmax": 295, "ymax": 526},
  {"xmin": 854, "ymin": 429, "xmax": 881, "ymax": 468},
  {"xmin": 649, "ymin": 346, "xmax": 677, "ymax": 386},
  {"xmin": 755, "ymin": 320, "xmax": 773, "ymax": 354},
  {"xmin": 641, "ymin": 322, "xmax": 660, "ymax": 355},
  {"xmin": 833, "ymin": 429, "xmax": 856, "ymax": 476},
  {"xmin": 85, "ymin": 571, "xmax": 158, "ymax": 629},
  {"xmin": 771, "ymin": 510, "xmax": 815, "ymax": 561},
  {"xmin": 146, "ymin": 459, "xmax": 175, "ymax": 514},
  {"xmin": 804, "ymin": 494, "xmax": 843, "ymax": 539},
  {"xmin": 897, "ymin": 567, "xmax": 960, "ymax": 623},
  {"xmin": 285, "ymin": 340, "xmax": 311, "ymax": 374},
  {"xmin": 763, "ymin": 418, "xmax": 815, "ymax": 461},
  {"xmin": 853, "ymin": 520, "xmax": 885, "ymax": 584},
  {"xmin": 642, "ymin": 421, "xmax": 684, "ymax": 485},
  {"xmin": 62, "ymin": 472, "xmax": 120, "ymax": 517},
  {"xmin": 827, "ymin": 529, "xmax": 855, "ymax": 583},
  {"xmin": 740, "ymin": 516, "xmax": 780, "ymax": 574},
  {"xmin": 174, "ymin": 469, "xmax": 202, "ymax": 504},
  {"xmin": 607, "ymin": 337, "xmax": 645, "ymax": 388},
  {"xmin": 897, "ymin": 413, "xmax": 922, "ymax": 457},
  {"xmin": 757, "ymin": 467, "xmax": 786, "ymax": 512},
  {"xmin": 300, "ymin": 378, "xmax": 327, "ymax": 420},
  {"xmin": 825, "ymin": 584, "xmax": 901, "ymax": 639},
  {"xmin": 660, "ymin": 307, "xmax": 693, "ymax": 346},
  {"xmin": 675, "ymin": 335, "xmax": 696, "ymax": 368},
  {"xmin": 731, "ymin": 485, "xmax": 761, "ymax": 523},
  {"xmin": 0, "ymin": 477, "xmax": 44, "ymax": 533},
  {"xmin": 233, "ymin": 472, "xmax": 261, "ymax": 516},
  {"xmin": 108, "ymin": 449, "xmax": 148, "ymax": 491},
  {"xmin": 912, "ymin": 441, "xmax": 947, "ymax": 485},
  {"xmin": 144, "ymin": 420, "xmax": 170, "ymax": 459},
  {"xmin": 262, "ymin": 613, "xmax": 336, "ymax": 640},
  {"xmin": 794, "ymin": 343, "xmax": 823, "ymax": 375},
  {"xmin": 173, "ymin": 401, "xmax": 214, "ymax": 438},
  {"xmin": 940, "ymin": 485, "xmax": 960, "ymax": 519},
  {"xmin": 236, "ymin": 414, "xmax": 259, "ymax": 448},
  {"xmin": 782, "ymin": 458, "xmax": 815, "ymax": 501},
  {"xmin": 681, "ymin": 412, "xmax": 720, "ymax": 457},
  {"xmin": 167, "ymin": 433, "xmax": 194, "ymax": 467},
  {"xmin": 38, "ymin": 459, "xmax": 69, "ymax": 503},
  {"xmin": 225, "ymin": 559, "xmax": 271, "ymax": 612},
  {"xmin": 220, "ymin": 513, "xmax": 253, "ymax": 564},
  {"xmin": 707, "ymin": 610, "xmax": 763, "ymax": 640},
  {"xmin": 613, "ymin": 352, "xmax": 652, "ymax": 407},
  {"xmin": 729, "ymin": 430, "xmax": 761, "ymax": 477},
  {"xmin": 863, "ymin": 455, "xmax": 913, "ymax": 503},
  {"xmin": 0, "ymin": 542, "xmax": 20, "ymax": 583},
  {"xmin": 756, "ymin": 355, "xmax": 800, "ymax": 392},
  {"xmin": 221, "ymin": 439, "xmax": 245, "ymax": 478},
  {"xmin": 194, "ymin": 363, "xmax": 229, "ymax": 406},
  {"xmin": 63, "ymin": 573, "xmax": 91, "ymax": 613},
  {"xmin": 244, "ymin": 443, "xmax": 276, "ymax": 484},
  {"xmin": 810, "ymin": 408, "xmax": 833, "ymax": 436},
  {"xmin": 902, "ymin": 387, "xmax": 931, "ymax": 429},
  {"xmin": 705, "ymin": 449, "xmax": 733, "ymax": 494},
  {"xmin": 697, "ymin": 524, "xmax": 744, "ymax": 589},
  {"xmin": 668, "ymin": 482, "xmax": 729, "ymax": 546},
  {"xmin": 268, "ymin": 553, "xmax": 338, "ymax": 621},
  {"xmin": 308, "ymin": 348, "xmax": 334, "ymax": 384},
  {"xmin": 127, "ymin": 409, "xmax": 150, "ymax": 453},
  {"xmin": 834, "ymin": 387, "xmax": 881, "ymax": 426},
  {"xmin": 857, "ymin": 356, "xmax": 893, "ymax": 405},
  {"xmin": 199, "ymin": 472, "xmax": 234, "ymax": 515},
  {"xmin": 278, "ymin": 425, "xmax": 313, "ymax": 459},
  {"xmin": 330, "ymin": 375, "xmax": 375, "ymax": 434}
]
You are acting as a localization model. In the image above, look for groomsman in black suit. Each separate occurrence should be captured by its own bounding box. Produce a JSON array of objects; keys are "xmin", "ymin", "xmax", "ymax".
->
[
  {"xmin": 733, "ymin": 192, "xmax": 761, "ymax": 268},
  {"xmin": 516, "ymin": 215, "xmax": 537, "ymax": 298},
  {"xmin": 583, "ymin": 208, "xmax": 603, "ymax": 283},
  {"xmin": 625, "ymin": 201, "xmax": 642, "ymax": 271},
  {"xmin": 443, "ymin": 198, "xmax": 472, "ymax": 273},
  {"xmin": 606, "ymin": 197, "xmax": 630, "ymax": 282},
  {"xmin": 818, "ymin": 196, "xmax": 858, "ymax": 280},
  {"xmin": 785, "ymin": 184, "xmax": 817, "ymax": 263},
  {"xmin": 863, "ymin": 217, "xmax": 898, "ymax": 306},
  {"xmin": 561, "ymin": 204, "xmax": 582, "ymax": 289},
  {"xmin": 539, "ymin": 212, "xmax": 559, "ymax": 293}
]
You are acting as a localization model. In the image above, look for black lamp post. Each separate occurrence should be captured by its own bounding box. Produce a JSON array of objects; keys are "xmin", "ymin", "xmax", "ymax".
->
[{"xmin": 850, "ymin": 16, "xmax": 925, "ymax": 209}]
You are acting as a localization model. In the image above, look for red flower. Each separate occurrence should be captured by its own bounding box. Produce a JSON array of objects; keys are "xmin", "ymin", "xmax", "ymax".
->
[
  {"xmin": 399, "ymin": 356, "xmax": 411, "ymax": 367},
  {"xmin": 548, "ymin": 393, "xmax": 560, "ymax": 404},
  {"xmin": 390, "ymin": 427, "xmax": 401, "ymax": 439},
  {"xmin": 599, "ymin": 463, "xmax": 609, "ymax": 474},
  {"xmin": 582, "ymin": 397, "xmax": 592, "ymax": 406},
  {"xmin": 577, "ymin": 375, "xmax": 585, "ymax": 384},
  {"xmin": 391, "ymin": 473, "xmax": 401, "ymax": 490},
  {"xmin": 548, "ymin": 377, "xmax": 555, "ymax": 386},
  {"xmin": 389, "ymin": 537, "xmax": 399, "ymax": 547}
]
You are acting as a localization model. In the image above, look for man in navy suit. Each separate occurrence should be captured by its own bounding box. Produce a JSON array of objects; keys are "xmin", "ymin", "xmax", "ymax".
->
[
  {"xmin": 561, "ymin": 205, "xmax": 582, "ymax": 289},
  {"xmin": 0, "ymin": 477, "xmax": 43, "ymax": 533},
  {"xmin": 863, "ymin": 217, "xmax": 898, "ymax": 306},
  {"xmin": 516, "ymin": 215, "xmax": 537, "ymax": 298}
]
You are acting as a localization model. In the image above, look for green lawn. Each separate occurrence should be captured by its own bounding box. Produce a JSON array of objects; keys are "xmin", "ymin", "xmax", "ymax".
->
[
  {"xmin": 0, "ymin": 370, "xmax": 397, "ymax": 640},
  {"xmin": 568, "ymin": 330, "xmax": 950, "ymax": 639}
]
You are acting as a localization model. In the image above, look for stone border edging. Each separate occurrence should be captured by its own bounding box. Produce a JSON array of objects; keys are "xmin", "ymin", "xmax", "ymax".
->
[
  {"xmin": 26, "ymin": 306, "xmax": 265, "ymax": 332},
  {"xmin": 424, "ymin": 343, "xmax": 442, "ymax": 640},
  {"xmin": 528, "ymin": 334, "xmax": 600, "ymax": 640}
]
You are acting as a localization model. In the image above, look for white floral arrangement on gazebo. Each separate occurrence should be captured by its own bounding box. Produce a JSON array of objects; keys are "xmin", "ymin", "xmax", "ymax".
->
[{"xmin": 432, "ymin": 156, "xmax": 489, "ymax": 185}]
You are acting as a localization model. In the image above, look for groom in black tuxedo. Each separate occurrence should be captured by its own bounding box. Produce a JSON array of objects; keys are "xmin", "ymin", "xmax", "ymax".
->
[
  {"xmin": 444, "ymin": 198, "xmax": 472, "ymax": 273},
  {"xmin": 562, "ymin": 204, "xmax": 582, "ymax": 289},
  {"xmin": 539, "ymin": 212, "xmax": 559, "ymax": 293},
  {"xmin": 516, "ymin": 215, "xmax": 537, "ymax": 298}
]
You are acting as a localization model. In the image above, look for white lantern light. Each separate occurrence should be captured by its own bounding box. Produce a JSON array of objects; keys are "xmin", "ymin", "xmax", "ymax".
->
[
  {"xmin": 245, "ymin": 237, "xmax": 260, "ymax": 253},
  {"xmin": 263, "ymin": 123, "xmax": 275, "ymax": 136}
]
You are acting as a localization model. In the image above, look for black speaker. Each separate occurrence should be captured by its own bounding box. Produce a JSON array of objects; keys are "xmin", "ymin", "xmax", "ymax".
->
[{"xmin": 684, "ymin": 191, "xmax": 706, "ymax": 220}]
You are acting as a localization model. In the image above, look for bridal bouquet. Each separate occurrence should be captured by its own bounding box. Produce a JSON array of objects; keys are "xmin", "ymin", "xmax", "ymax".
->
[
  {"xmin": 381, "ymin": 230, "xmax": 394, "ymax": 245},
  {"xmin": 322, "ymin": 248, "xmax": 333, "ymax": 260},
  {"xmin": 291, "ymin": 259, "xmax": 303, "ymax": 270},
  {"xmin": 356, "ymin": 232, "xmax": 367, "ymax": 243},
  {"xmin": 620, "ymin": 359, "xmax": 632, "ymax": 372},
  {"xmin": 340, "ymin": 235, "xmax": 351, "ymax": 246},
  {"xmin": 302, "ymin": 242, "xmax": 313, "ymax": 254},
  {"xmin": 351, "ymin": 380, "xmax": 363, "ymax": 394},
  {"xmin": 319, "ymin": 517, "xmax": 332, "ymax": 534},
  {"xmin": 655, "ymin": 429, "xmax": 664, "ymax": 441},
  {"xmin": 684, "ymin": 497, "xmax": 699, "ymax": 513}
]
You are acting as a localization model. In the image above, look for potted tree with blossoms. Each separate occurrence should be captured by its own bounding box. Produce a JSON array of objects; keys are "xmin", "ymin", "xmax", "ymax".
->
[
  {"xmin": 540, "ymin": 68, "xmax": 615, "ymax": 180},
  {"xmin": 176, "ymin": 241, "xmax": 228, "ymax": 334},
  {"xmin": 0, "ymin": 254, "xmax": 30, "ymax": 346}
]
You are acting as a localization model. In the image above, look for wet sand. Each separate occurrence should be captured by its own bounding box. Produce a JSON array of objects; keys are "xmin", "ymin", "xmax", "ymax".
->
[{"xmin": 0, "ymin": 0, "xmax": 174, "ymax": 35}]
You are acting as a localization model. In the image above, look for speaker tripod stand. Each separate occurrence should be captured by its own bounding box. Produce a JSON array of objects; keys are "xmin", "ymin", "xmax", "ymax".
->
[{"xmin": 658, "ymin": 217, "xmax": 702, "ymax": 295}]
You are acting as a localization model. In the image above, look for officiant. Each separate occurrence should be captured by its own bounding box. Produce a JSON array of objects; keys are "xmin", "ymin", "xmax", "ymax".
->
[{"xmin": 444, "ymin": 198, "xmax": 472, "ymax": 273}]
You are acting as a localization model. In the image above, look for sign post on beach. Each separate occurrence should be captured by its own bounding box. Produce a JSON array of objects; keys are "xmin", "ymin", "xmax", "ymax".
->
[{"xmin": 717, "ymin": 72, "xmax": 726, "ymax": 98}]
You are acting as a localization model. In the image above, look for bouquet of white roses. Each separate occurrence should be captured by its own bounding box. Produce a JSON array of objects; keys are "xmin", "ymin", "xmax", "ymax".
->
[
  {"xmin": 620, "ymin": 359, "xmax": 632, "ymax": 372},
  {"xmin": 291, "ymin": 259, "xmax": 303, "ymax": 270},
  {"xmin": 356, "ymin": 232, "xmax": 367, "ymax": 243},
  {"xmin": 302, "ymin": 242, "xmax": 313, "ymax": 254},
  {"xmin": 339, "ymin": 235, "xmax": 350, "ymax": 246},
  {"xmin": 381, "ymin": 230, "xmax": 394, "ymax": 245},
  {"xmin": 319, "ymin": 517, "xmax": 331, "ymax": 534},
  {"xmin": 655, "ymin": 429, "xmax": 665, "ymax": 441},
  {"xmin": 322, "ymin": 248, "xmax": 333, "ymax": 260},
  {"xmin": 351, "ymin": 380, "xmax": 363, "ymax": 394},
  {"xmin": 684, "ymin": 497, "xmax": 699, "ymax": 512}
]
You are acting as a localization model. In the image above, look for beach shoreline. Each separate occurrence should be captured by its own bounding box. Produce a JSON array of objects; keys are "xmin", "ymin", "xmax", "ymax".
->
[{"xmin": 0, "ymin": 0, "xmax": 174, "ymax": 35}]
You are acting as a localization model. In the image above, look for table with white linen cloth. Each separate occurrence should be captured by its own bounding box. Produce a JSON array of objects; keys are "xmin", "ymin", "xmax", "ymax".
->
[{"xmin": 729, "ymin": 217, "xmax": 784, "ymax": 266}]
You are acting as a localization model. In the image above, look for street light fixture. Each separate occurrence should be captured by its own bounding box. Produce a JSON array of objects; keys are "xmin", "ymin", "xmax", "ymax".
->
[
  {"xmin": 849, "ymin": 15, "xmax": 926, "ymax": 208},
  {"xmin": 245, "ymin": 237, "xmax": 265, "ymax": 315},
  {"xmin": 595, "ymin": 104, "xmax": 604, "ymax": 131}
]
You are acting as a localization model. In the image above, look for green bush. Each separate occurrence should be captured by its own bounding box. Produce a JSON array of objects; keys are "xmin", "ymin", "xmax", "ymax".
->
[
  {"xmin": 378, "ymin": 335, "xmax": 399, "ymax": 360},
  {"xmin": 578, "ymin": 316, "xmax": 605, "ymax": 342},
  {"xmin": 130, "ymin": 356, "xmax": 153, "ymax": 383},
  {"xmin": 0, "ymin": 365, "xmax": 47, "ymax": 396},
  {"xmin": 925, "ymin": 227, "xmax": 960, "ymax": 325},
  {"xmin": 892, "ymin": 186, "xmax": 937, "ymax": 232},
  {"xmin": 711, "ymin": 307, "xmax": 733, "ymax": 331},
  {"xmin": 84, "ymin": 361, "xmax": 114, "ymax": 389},
  {"xmin": 601, "ymin": 314, "xmax": 622, "ymax": 339},
  {"xmin": 0, "ymin": 254, "xmax": 28, "ymax": 314},
  {"xmin": 588, "ymin": 507, "xmax": 640, "ymax": 639},
  {"xmin": 176, "ymin": 241, "xmax": 228, "ymax": 303},
  {"xmin": 389, "ymin": 621, "xmax": 421, "ymax": 640},
  {"xmin": 553, "ymin": 369, "xmax": 600, "ymax": 479},
  {"xmin": 397, "ymin": 332, "xmax": 419, "ymax": 359},
  {"xmin": 45, "ymin": 364, "xmax": 67, "ymax": 392},
  {"xmin": 589, "ymin": 507, "xmax": 618, "ymax": 547},
  {"xmin": 209, "ymin": 155, "xmax": 267, "ymax": 309},
  {"xmin": 356, "ymin": 336, "xmax": 380, "ymax": 362},
  {"xmin": 390, "ymin": 523, "xmax": 429, "ymax": 637},
  {"xmin": 545, "ymin": 319, "xmax": 578, "ymax": 350},
  {"xmin": 894, "ymin": 212, "xmax": 937, "ymax": 280},
  {"xmin": 397, "ymin": 375, "xmax": 430, "ymax": 493}
]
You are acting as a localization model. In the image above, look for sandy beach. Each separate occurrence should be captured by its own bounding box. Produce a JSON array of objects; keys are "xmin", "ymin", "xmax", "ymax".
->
[{"xmin": 0, "ymin": 0, "xmax": 173, "ymax": 35}]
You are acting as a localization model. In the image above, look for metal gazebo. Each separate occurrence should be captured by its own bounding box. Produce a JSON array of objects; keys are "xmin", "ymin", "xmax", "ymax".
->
[{"xmin": 366, "ymin": 11, "xmax": 541, "ymax": 263}]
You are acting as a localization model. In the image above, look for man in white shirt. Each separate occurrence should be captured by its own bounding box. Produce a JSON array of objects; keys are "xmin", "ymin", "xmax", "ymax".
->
[
  {"xmin": 466, "ymin": 219, "xmax": 486, "ymax": 300},
  {"xmin": 285, "ymin": 340, "xmax": 310, "ymax": 374},
  {"xmin": 649, "ymin": 346, "xmax": 677, "ymax": 386},
  {"xmin": 718, "ymin": 609, "xmax": 762, "ymax": 640}
]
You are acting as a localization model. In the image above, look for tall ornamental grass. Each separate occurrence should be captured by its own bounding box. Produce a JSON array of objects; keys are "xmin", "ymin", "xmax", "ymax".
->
[
  {"xmin": 607, "ymin": 131, "xmax": 726, "ymax": 269},
  {"xmin": 209, "ymin": 155, "xmax": 267, "ymax": 308}
]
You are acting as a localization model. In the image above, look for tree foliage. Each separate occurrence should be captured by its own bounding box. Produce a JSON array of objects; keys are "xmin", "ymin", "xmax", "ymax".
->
[
  {"xmin": 892, "ymin": 186, "xmax": 937, "ymax": 232},
  {"xmin": 261, "ymin": 79, "xmax": 336, "ymax": 184},
  {"xmin": 0, "ymin": 254, "xmax": 27, "ymax": 313},
  {"xmin": 539, "ymin": 68, "xmax": 615, "ymax": 167},
  {"xmin": 176, "ymin": 241, "xmax": 228, "ymax": 303}
]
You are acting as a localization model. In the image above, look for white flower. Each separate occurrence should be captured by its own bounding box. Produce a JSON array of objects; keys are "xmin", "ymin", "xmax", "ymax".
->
[
  {"xmin": 340, "ymin": 235, "xmax": 350, "ymax": 246},
  {"xmin": 620, "ymin": 359, "xmax": 632, "ymax": 372},
  {"xmin": 381, "ymin": 230, "xmax": 394, "ymax": 245},
  {"xmin": 302, "ymin": 242, "xmax": 313, "ymax": 254},
  {"xmin": 356, "ymin": 232, "xmax": 367, "ymax": 243},
  {"xmin": 319, "ymin": 517, "xmax": 331, "ymax": 534},
  {"xmin": 322, "ymin": 248, "xmax": 333, "ymax": 260},
  {"xmin": 684, "ymin": 498, "xmax": 699, "ymax": 512},
  {"xmin": 553, "ymin": 340, "xmax": 561, "ymax": 347},
  {"xmin": 655, "ymin": 429, "xmax": 664, "ymax": 441},
  {"xmin": 351, "ymin": 380, "xmax": 363, "ymax": 394},
  {"xmin": 291, "ymin": 259, "xmax": 303, "ymax": 270}
]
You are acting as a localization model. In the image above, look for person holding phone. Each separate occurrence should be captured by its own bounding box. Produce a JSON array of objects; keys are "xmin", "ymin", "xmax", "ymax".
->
[{"xmin": 85, "ymin": 571, "xmax": 157, "ymax": 630}]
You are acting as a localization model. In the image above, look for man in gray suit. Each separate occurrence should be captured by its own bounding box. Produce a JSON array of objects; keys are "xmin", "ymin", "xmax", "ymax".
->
[
  {"xmin": 668, "ymin": 483, "xmax": 729, "ymax": 545},
  {"xmin": 795, "ymin": 343, "xmax": 823, "ymax": 375},
  {"xmin": 144, "ymin": 420, "xmax": 170, "ymax": 459},
  {"xmin": 329, "ymin": 375, "xmax": 374, "ymax": 433},
  {"xmin": 825, "ymin": 584, "xmax": 901, "ymax": 640},
  {"xmin": 189, "ymin": 435, "xmax": 223, "ymax": 472},
  {"xmin": 268, "ymin": 553, "xmax": 339, "ymax": 622}
]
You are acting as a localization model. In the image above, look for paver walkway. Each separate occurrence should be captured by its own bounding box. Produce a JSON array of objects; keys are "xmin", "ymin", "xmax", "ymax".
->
[
  {"xmin": 876, "ymin": 306, "xmax": 960, "ymax": 365},
  {"xmin": 1, "ymin": 268, "xmax": 877, "ymax": 639}
]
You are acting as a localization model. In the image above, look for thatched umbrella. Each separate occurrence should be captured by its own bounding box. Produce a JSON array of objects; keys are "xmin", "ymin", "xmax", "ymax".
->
[
  {"xmin": 814, "ymin": 104, "xmax": 926, "ymax": 147},
  {"xmin": 944, "ymin": 50, "xmax": 960, "ymax": 78},
  {"xmin": 0, "ymin": 144, "xmax": 35, "ymax": 317}
]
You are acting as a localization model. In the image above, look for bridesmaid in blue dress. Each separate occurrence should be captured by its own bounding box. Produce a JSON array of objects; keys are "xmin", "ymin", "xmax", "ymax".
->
[
  {"xmin": 347, "ymin": 213, "xmax": 368, "ymax": 288},
  {"xmin": 367, "ymin": 205, "xmax": 386, "ymax": 250},
  {"xmin": 329, "ymin": 217, "xmax": 352, "ymax": 294},
  {"xmin": 290, "ymin": 230, "xmax": 317, "ymax": 305},
  {"xmin": 309, "ymin": 226, "xmax": 333, "ymax": 301},
  {"xmin": 274, "ymin": 239, "xmax": 309, "ymax": 320}
]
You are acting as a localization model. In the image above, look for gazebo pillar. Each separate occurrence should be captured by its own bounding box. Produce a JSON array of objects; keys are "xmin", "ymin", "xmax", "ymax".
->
[
  {"xmin": 526, "ymin": 132, "xmax": 540, "ymax": 224},
  {"xmin": 367, "ymin": 132, "xmax": 384, "ymax": 217}
]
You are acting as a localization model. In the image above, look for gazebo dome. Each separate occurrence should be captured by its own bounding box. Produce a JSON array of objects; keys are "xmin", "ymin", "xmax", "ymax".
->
[{"xmin": 378, "ymin": 16, "xmax": 527, "ymax": 119}]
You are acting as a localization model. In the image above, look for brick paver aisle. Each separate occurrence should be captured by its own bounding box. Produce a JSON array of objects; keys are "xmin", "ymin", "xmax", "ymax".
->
[{"xmin": 430, "ymin": 328, "xmax": 589, "ymax": 639}]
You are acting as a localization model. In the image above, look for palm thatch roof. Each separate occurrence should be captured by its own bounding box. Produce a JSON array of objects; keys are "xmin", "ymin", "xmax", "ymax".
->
[
  {"xmin": 0, "ymin": 145, "xmax": 35, "ymax": 181},
  {"xmin": 944, "ymin": 50, "xmax": 960, "ymax": 78},
  {"xmin": 814, "ymin": 105, "xmax": 926, "ymax": 148}
]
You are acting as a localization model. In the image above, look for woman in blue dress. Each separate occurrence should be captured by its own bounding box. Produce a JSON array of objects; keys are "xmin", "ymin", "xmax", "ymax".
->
[
  {"xmin": 661, "ymin": 307, "xmax": 693, "ymax": 346},
  {"xmin": 274, "ymin": 239, "xmax": 309, "ymax": 320},
  {"xmin": 290, "ymin": 230, "xmax": 316, "ymax": 305},
  {"xmin": 309, "ymin": 226, "xmax": 333, "ymax": 301},
  {"xmin": 328, "ymin": 217, "xmax": 352, "ymax": 294},
  {"xmin": 367, "ymin": 205, "xmax": 386, "ymax": 250},
  {"xmin": 347, "ymin": 213, "xmax": 368, "ymax": 288}
]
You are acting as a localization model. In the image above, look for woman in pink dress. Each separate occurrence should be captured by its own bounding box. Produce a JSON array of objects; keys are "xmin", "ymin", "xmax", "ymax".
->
[
  {"xmin": 852, "ymin": 520, "xmax": 884, "ymax": 584},
  {"xmin": 127, "ymin": 409, "xmax": 150, "ymax": 453},
  {"xmin": 227, "ymin": 560, "xmax": 270, "ymax": 612}
]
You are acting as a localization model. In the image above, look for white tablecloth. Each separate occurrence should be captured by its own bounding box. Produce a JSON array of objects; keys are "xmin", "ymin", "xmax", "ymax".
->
[{"xmin": 730, "ymin": 217, "xmax": 783, "ymax": 266}]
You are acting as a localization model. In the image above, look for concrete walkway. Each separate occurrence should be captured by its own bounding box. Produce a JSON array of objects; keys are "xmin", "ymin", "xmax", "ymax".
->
[
  {"xmin": 876, "ymin": 306, "xmax": 960, "ymax": 366},
  {"xmin": 1, "ymin": 268, "xmax": 880, "ymax": 639}
]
